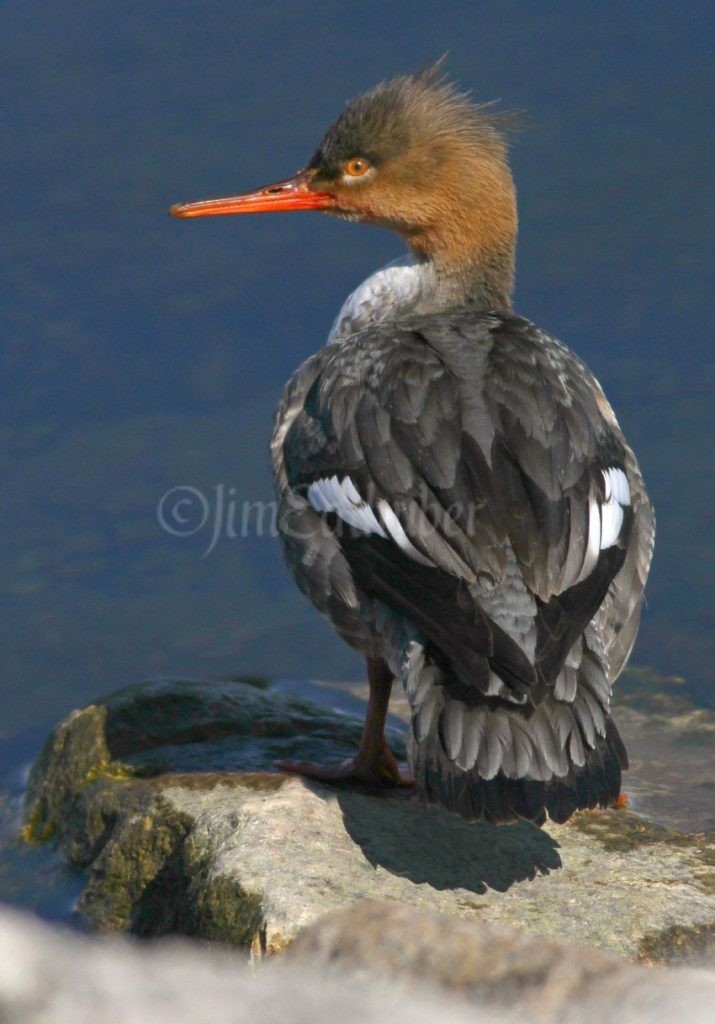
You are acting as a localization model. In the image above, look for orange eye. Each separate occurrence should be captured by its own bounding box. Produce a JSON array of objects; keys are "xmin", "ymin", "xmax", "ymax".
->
[{"xmin": 344, "ymin": 157, "xmax": 370, "ymax": 177}]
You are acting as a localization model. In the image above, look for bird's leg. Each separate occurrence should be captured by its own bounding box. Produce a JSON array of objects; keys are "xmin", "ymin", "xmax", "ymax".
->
[{"xmin": 276, "ymin": 657, "xmax": 414, "ymax": 787}]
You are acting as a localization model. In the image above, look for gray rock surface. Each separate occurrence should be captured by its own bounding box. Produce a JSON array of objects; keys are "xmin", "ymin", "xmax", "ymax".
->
[
  {"xmin": 288, "ymin": 900, "xmax": 715, "ymax": 1024},
  {"xmin": 1, "ymin": 900, "xmax": 714, "ymax": 1024},
  {"xmin": 0, "ymin": 903, "xmax": 479, "ymax": 1024},
  {"xmin": 23, "ymin": 677, "xmax": 715, "ymax": 962}
]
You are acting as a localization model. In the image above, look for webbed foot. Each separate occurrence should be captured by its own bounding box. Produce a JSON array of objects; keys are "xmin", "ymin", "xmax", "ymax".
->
[{"xmin": 276, "ymin": 746, "xmax": 414, "ymax": 789}]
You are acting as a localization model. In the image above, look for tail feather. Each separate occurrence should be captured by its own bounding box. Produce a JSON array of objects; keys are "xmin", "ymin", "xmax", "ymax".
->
[
  {"xmin": 416, "ymin": 731, "xmax": 625, "ymax": 825},
  {"xmin": 403, "ymin": 642, "xmax": 627, "ymax": 826}
]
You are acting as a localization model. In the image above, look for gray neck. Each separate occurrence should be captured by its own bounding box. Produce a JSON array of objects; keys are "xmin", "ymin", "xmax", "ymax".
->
[
  {"xmin": 327, "ymin": 253, "xmax": 514, "ymax": 345},
  {"xmin": 428, "ymin": 249, "xmax": 515, "ymax": 314}
]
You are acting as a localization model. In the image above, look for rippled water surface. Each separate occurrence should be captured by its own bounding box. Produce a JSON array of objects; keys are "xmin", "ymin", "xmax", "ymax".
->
[{"xmin": 3, "ymin": 5, "xmax": 712, "ymax": 752}]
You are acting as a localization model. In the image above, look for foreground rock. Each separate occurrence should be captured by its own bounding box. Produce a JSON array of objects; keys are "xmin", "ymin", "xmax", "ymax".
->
[
  {"xmin": 0, "ymin": 903, "xmax": 477, "ymax": 1024},
  {"xmin": 0, "ymin": 900, "xmax": 714, "ymax": 1024},
  {"xmin": 288, "ymin": 901, "xmax": 715, "ymax": 1024},
  {"xmin": 24, "ymin": 677, "xmax": 715, "ymax": 961}
]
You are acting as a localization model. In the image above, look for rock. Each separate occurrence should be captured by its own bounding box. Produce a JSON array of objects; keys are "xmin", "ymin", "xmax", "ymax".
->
[
  {"xmin": 287, "ymin": 900, "xmax": 715, "ymax": 1024},
  {"xmin": 0, "ymin": 903, "xmax": 482, "ymax": 1024},
  {"xmin": 23, "ymin": 677, "xmax": 715, "ymax": 962},
  {"xmin": 0, "ymin": 899, "xmax": 713, "ymax": 1024}
]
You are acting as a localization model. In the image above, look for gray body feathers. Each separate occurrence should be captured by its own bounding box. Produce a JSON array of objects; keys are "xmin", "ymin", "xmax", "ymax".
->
[{"xmin": 271, "ymin": 301, "xmax": 654, "ymax": 824}]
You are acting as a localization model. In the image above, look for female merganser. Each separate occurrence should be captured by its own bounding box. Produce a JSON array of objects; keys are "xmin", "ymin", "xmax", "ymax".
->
[{"xmin": 172, "ymin": 65, "xmax": 655, "ymax": 825}]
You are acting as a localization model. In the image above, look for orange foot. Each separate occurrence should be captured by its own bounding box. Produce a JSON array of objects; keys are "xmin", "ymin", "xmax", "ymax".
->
[
  {"xmin": 614, "ymin": 792, "xmax": 629, "ymax": 809},
  {"xmin": 276, "ymin": 752, "xmax": 414, "ymax": 789}
]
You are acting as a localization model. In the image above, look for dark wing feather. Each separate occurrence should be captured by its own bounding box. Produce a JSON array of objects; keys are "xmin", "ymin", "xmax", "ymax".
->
[
  {"xmin": 534, "ymin": 541, "xmax": 629, "ymax": 683},
  {"xmin": 340, "ymin": 531, "xmax": 536, "ymax": 698},
  {"xmin": 284, "ymin": 313, "xmax": 635, "ymax": 704}
]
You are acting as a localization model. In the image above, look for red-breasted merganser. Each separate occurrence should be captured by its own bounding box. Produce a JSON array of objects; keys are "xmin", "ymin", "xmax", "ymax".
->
[{"xmin": 171, "ymin": 65, "xmax": 655, "ymax": 825}]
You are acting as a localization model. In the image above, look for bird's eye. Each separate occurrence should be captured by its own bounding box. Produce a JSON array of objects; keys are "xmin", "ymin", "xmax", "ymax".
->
[{"xmin": 344, "ymin": 157, "xmax": 371, "ymax": 178}]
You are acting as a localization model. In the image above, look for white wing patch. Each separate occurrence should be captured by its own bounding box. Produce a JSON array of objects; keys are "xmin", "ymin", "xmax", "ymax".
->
[
  {"xmin": 599, "ymin": 467, "xmax": 631, "ymax": 550},
  {"xmin": 377, "ymin": 501, "xmax": 434, "ymax": 566},
  {"xmin": 307, "ymin": 475, "xmax": 386, "ymax": 537},
  {"xmin": 305, "ymin": 475, "xmax": 434, "ymax": 565},
  {"xmin": 573, "ymin": 467, "xmax": 632, "ymax": 585},
  {"xmin": 307, "ymin": 475, "xmax": 436, "ymax": 565},
  {"xmin": 308, "ymin": 466, "xmax": 630, "ymax": 574}
]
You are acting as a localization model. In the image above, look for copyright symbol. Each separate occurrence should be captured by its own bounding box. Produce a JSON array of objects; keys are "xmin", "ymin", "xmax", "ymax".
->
[{"xmin": 157, "ymin": 486, "xmax": 209, "ymax": 537}]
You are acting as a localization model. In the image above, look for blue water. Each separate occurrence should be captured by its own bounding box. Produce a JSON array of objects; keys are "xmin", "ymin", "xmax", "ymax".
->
[{"xmin": 3, "ymin": 1, "xmax": 713, "ymax": 749}]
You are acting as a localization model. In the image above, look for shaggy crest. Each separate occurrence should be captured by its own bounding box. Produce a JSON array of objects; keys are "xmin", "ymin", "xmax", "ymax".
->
[{"xmin": 309, "ymin": 60, "xmax": 519, "ymax": 176}]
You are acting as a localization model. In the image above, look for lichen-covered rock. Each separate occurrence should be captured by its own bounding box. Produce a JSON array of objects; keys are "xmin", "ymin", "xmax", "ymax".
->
[{"xmin": 23, "ymin": 677, "xmax": 715, "ymax": 962}]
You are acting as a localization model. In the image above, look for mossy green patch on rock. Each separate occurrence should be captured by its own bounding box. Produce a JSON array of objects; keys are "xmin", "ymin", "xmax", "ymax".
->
[
  {"xmin": 21, "ymin": 800, "xmax": 57, "ymax": 845},
  {"xmin": 568, "ymin": 808, "xmax": 715, "ymax": 902},
  {"xmin": 79, "ymin": 794, "xmax": 193, "ymax": 933},
  {"xmin": 179, "ymin": 873, "xmax": 265, "ymax": 946},
  {"xmin": 639, "ymin": 921, "xmax": 715, "ymax": 965},
  {"xmin": 85, "ymin": 761, "xmax": 136, "ymax": 784},
  {"xmin": 150, "ymin": 771, "xmax": 287, "ymax": 794},
  {"xmin": 569, "ymin": 807, "xmax": 700, "ymax": 853},
  {"xmin": 24, "ymin": 703, "xmax": 136, "ymax": 852},
  {"xmin": 74, "ymin": 781, "xmax": 277, "ymax": 946}
]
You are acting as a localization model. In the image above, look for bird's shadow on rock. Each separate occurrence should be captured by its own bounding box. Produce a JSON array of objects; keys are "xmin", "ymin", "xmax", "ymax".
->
[{"xmin": 335, "ymin": 788, "xmax": 562, "ymax": 894}]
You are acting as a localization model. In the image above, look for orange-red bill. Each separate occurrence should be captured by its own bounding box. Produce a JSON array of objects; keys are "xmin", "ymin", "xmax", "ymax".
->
[{"xmin": 170, "ymin": 170, "xmax": 335, "ymax": 218}]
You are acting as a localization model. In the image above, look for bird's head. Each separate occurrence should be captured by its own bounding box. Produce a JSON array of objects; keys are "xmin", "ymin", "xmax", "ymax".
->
[{"xmin": 172, "ymin": 62, "xmax": 518, "ymax": 275}]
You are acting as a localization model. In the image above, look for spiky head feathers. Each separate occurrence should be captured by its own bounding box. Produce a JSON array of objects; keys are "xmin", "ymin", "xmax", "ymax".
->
[
  {"xmin": 309, "ymin": 63, "xmax": 514, "ymax": 185},
  {"xmin": 305, "ymin": 63, "xmax": 518, "ymax": 275}
]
